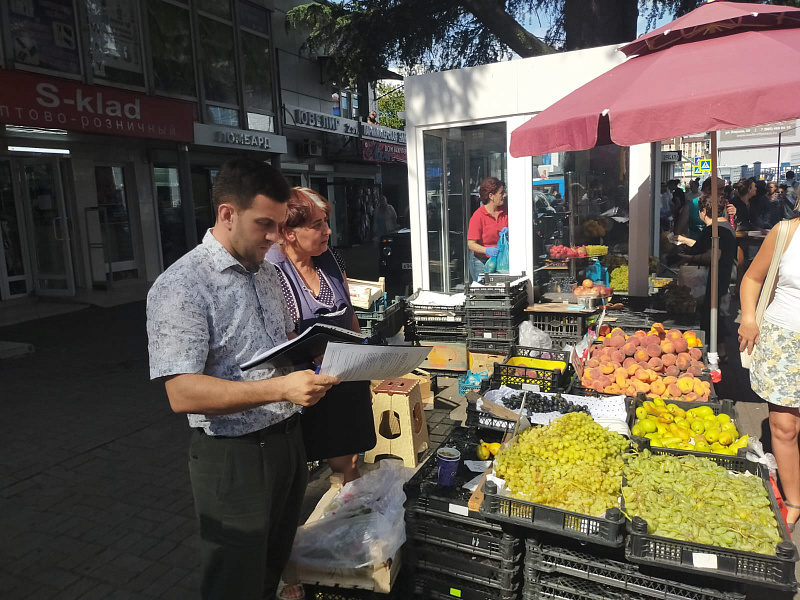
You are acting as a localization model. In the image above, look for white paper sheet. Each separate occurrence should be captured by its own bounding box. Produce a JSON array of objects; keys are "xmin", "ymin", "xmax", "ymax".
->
[{"xmin": 318, "ymin": 342, "xmax": 432, "ymax": 382}]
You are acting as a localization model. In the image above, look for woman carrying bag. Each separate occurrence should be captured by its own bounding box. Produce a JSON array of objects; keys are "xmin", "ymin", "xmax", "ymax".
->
[{"xmin": 739, "ymin": 216, "xmax": 800, "ymax": 531}]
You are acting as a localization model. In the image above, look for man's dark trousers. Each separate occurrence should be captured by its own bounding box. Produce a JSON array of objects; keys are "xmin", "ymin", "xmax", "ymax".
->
[{"xmin": 188, "ymin": 415, "xmax": 308, "ymax": 600}]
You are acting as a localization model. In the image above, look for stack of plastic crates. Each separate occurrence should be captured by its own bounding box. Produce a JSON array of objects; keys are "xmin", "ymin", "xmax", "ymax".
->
[
  {"xmin": 404, "ymin": 427, "xmax": 523, "ymax": 600},
  {"xmin": 355, "ymin": 297, "xmax": 407, "ymax": 340},
  {"xmin": 407, "ymin": 290, "xmax": 467, "ymax": 344},
  {"xmin": 522, "ymin": 534, "xmax": 751, "ymax": 600},
  {"xmin": 465, "ymin": 275, "xmax": 529, "ymax": 356}
]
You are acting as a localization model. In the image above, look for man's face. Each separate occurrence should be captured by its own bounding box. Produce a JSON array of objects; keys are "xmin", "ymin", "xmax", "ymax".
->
[{"xmin": 229, "ymin": 194, "xmax": 287, "ymax": 269}]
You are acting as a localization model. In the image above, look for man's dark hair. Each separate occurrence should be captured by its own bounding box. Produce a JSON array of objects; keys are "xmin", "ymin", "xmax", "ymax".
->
[
  {"xmin": 787, "ymin": 170, "xmax": 795, "ymax": 179},
  {"xmin": 698, "ymin": 193, "xmax": 727, "ymax": 218},
  {"xmin": 212, "ymin": 159, "xmax": 290, "ymax": 212}
]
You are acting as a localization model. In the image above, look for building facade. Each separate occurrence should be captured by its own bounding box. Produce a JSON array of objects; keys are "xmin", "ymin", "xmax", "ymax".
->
[{"xmin": 0, "ymin": 0, "xmax": 406, "ymax": 304}]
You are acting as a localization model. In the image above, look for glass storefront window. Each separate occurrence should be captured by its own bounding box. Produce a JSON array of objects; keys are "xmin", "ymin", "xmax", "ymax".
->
[
  {"xmin": 147, "ymin": 0, "xmax": 196, "ymax": 97},
  {"xmin": 237, "ymin": 0, "xmax": 269, "ymax": 35},
  {"xmin": 154, "ymin": 166, "xmax": 186, "ymax": 268},
  {"xmin": 199, "ymin": 17, "xmax": 237, "ymax": 105},
  {"xmin": 423, "ymin": 133, "xmax": 444, "ymax": 291},
  {"xmin": 95, "ymin": 166, "xmax": 135, "ymax": 265},
  {"xmin": 242, "ymin": 31, "xmax": 272, "ymax": 111},
  {"xmin": 191, "ymin": 168, "xmax": 217, "ymax": 243},
  {"xmin": 207, "ymin": 105, "xmax": 240, "ymax": 127},
  {"xmin": 247, "ymin": 112, "xmax": 274, "ymax": 132},
  {"xmin": 85, "ymin": 0, "xmax": 145, "ymax": 87},
  {"xmin": 197, "ymin": 0, "xmax": 231, "ymax": 20},
  {"xmin": 9, "ymin": 0, "xmax": 82, "ymax": 75}
]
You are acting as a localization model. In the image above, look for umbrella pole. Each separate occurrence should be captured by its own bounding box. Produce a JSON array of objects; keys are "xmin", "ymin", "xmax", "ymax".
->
[{"xmin": 709, "ymin": 131, "xmax": 719, "ymax": 370}]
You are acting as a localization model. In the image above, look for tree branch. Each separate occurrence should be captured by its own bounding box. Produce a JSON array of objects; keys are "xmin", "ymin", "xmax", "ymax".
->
[{"xmin": 462, "ymin": 0, "xmax": 555, "ymax": 57}]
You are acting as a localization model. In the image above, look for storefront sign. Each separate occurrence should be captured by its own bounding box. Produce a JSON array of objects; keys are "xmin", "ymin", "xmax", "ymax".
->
[
  {"xmin": 193, "ymin": 123, "xmax": 287, "ymax": 154},
  {"xmin": 285, "ymin": 104, "xmax": 359, "ymax": 137},
  {"xmin": 0, "ymin": 70, "xmax": 194, "ymax": 142},
  {"xmin": 9, "ymin": 0, "xmax": 81, "ymax": 74},
  {"xmin": 361, "ymin": 140, "xmax": 407, "ymax": 164},
  {"xmin": 660, "ymin": 150, "xmax": 681, "ymax": 162},
  {"xmin": 361, "ymin": 123, "xmax": 406, "ymax": 145},
  {"xmin": 720, "ymin": 120, "xmax": 797, "ymax": 142}
]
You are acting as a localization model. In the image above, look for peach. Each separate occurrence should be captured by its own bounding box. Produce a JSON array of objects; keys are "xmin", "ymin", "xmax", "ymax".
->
[
  {"xmin": 627, "ymin": 336, "xmax": 641, "ymax": 347},
  {"xmin": 597, "ymin": 375, "xmax": 612, "ymax": 388},
  {"xmin": 667, "ymin": 383, "xmax": 682, "ymax": 398},
  {"xmin": 648, "ymin": 357, "xmax": 663, "ymax": 372},
  {"xmin": 675, "ymin": 356, "xmax": 690, "ymax": 371},
  {"xmin": 683, "ymin": 330, "xmax": 697, "ymax": 340},
  {"xmin": 679, "ymin": 372, "xmax": 694, "ymax": 380},
  {"xmin": 586, "ymin": 358, "xmax": 600, "ymax": 368},
  {"xmin": 622, "ymin": 343, "xmax": 638, "ymax": 357},
  {"xmin": 663, "ymin": 375, "xmax": 678, "ymax": 385},
  {"xmin": 635, "ymin": 381, "xmax": 651, "ymax": 394},
  {"xmin": 601, "ymin": 363, "xmax": 615, "ymax": 375},
  {"xmin": 660, "ymin": 340, "xmax": 675, "ymax": 355},
  {"xmin": 634, "ymin": 349, "xmax": 649, "ymax": 362},
  {"xmin": 589, "ymin": 367, "xmax": 604, "ymax": 380},
  {"xmin": 599, "ymin": 354, "xmax": 612, "ymax": 363},
  {"xmin": 684, "ymin": 392, "xmax": 699, "ymax": 402},
  {"xmin": 627, "ymin": 363, "xmax": 641, "ymax": 377},
  {"xmin": 636, "ymin": 369, "xmax": 650, "ymax": 382},
  {"xmin": 625, "ymin": 385, "xmax": 636, "ymax": 396},
  {"xmin": 651, "ymin": 380, "xmax": 666, "ymax": 396},
  {"xmin": 693, "ymin": 379, "xmax": 706, "ymax": 396},
  {"xmin": 606, "ymin": 383, "xmax": 622, "ymax": 394},
  {"xmin": 634, "ymin": 330, "xmax": 647, "ymax": 337},
  {"xmin": 581, "ymin": 376, "xmax": 592, "ymax": 387},
  {"xmin": 610, "ymin": 350, "xmax": 625, "ymax": 364},
  {"xmin": 610, "ymin": 361, "xmax": 622, "ymax": 370},
  {"xmin": 614, "ymin": 367, "xmax": 628, "ymax": 378},
  {"xmin": 647, "ymin": 369, "xmax": 660, "ymax": 383},
  {"xmin": 664, "ymin": 366, "xmax": 680, "ymax": 378},
  {"xmin": 602, "ymin": 336, "xmax": 614, "ymax": 347},
  {"xmin": 646, "ymin": 344, "xmax": 662, "ymax": 358},
  {"xmin": 643, "ymin": 335, "xmax": 661, "ymax": 348},
  {"xmin": 667, "ymin": 329, "xmax": 683, "ymax": 340},
  {"xmin": 616, "ymin": 374, "xmax": 628, "ymax": 388},
  {"xmin": 672, "ymin": 338, "xmax": 689, "ymax": 353},
  {"xmin": 702, "ymin": 381, "xmax": 711, "ymax": 392},
  {"xmin": 591, "ymin": 380, "xmax": 606, "ymax": 393},
  {"xmin": 609, "ymin": 335, "xmax": 625, "ymax": 348},
  {"xmin": 661, "ymin": 353, "xmax": 676, "ymax": 367},
  {"xmin": 689, "ymin": 348, "xmax": 703, "ymax": 361},
  {"xmin": 623, "ymin": 357, "xmax": 637, "ymax": 368},
  {"xmin": 688, "ymin": 365, "xmax": 703, "ymax": 377},
  {"xmin": 678, "ymin": 377, "xmax": 694, "ymax": 394}
]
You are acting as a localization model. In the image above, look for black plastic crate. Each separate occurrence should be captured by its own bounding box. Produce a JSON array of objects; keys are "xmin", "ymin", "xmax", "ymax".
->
[
  {"xmin": 406, "ymin": 542, "xmax": 522, "ymax": 590},
  {"xmin": 405, "ymin": 510, "xmax": 518, "ymax": 560},
  {"xmin": 404, "ymin": 427, "xmax": 502, "ymax": 524},
  {"xmin": 467, "ymin": 337, "xmax": 516, "ymax": 355},
  {"xmin": 481, "ymin": 479, "xmax": 626, "ymax": 547},
  {"xmin": 304, "ymin": 583, "xmax": 402, "ymax": 600},
  {"xmin": 466, "ymin": 292, "xmax": 528, "ymax": 310},
  {"xmin": 465, "ymin": 400, "xmax": 516, "ymax": 434},
  {"xmin": 466, "ymin": 326, "xmax": 519, "ymax": 342},
  {"xmin": 418, "ymin": 333, "xmax": 468, "ymax": 344},
  {"xmin": 496, "ymin": 346, "xmax": 571, "ymax": 392},
  {"xmin": 524, "ymin": 538, "xmax": 746, "ymax": 600},
  {"xmin": 467, "ymin": 277, "xmax": 529, "ymax": 298},
  {"xmin": 527, "ymin": 311, "xmax": 596, "ymax": 346},
  {"xmin": 523, "ymin": 571, "xmax": 649, "ymax": 600},
  {"xmin": 413, "ymin": 571, "xmax": 518, "ymax": 600},
  {"xmin": 466, "ymin": 313, "xmax": 526, "ymax": 329},
  {"xmin": 466, "ymin": 299, "xmax": 527, "ymax": 320},
  {"xmin": 624, "ymin": 450, "xmax": 798, "ymax": 591}
]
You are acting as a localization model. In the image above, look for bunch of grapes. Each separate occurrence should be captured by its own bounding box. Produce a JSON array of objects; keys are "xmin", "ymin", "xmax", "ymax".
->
[
  {"xmin": 527, "ymin": 393, "xmax": 589, "ymax": 415},
  {"xmin": 494, "ymin": 412, "xmax": 630, "ymax": 516},
  {"xmin": 624, "ymin": 451, "xmax": 782, "ymax": 555}
]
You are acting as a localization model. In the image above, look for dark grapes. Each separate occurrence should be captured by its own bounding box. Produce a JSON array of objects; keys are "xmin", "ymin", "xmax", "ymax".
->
[{"xmin": 502, "ymin": 392, "xmax": 590, "ymax": 416}]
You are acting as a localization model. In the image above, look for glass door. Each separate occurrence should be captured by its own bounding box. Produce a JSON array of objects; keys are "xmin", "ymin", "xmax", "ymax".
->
[
  {"xmin": 0, "ymin": 160, "xmax": 31, "ymax": 299},
  {"xmin": 95, "ymin": 166, "xmax": 137, "ymax": 274},
  {"xmin": 20, "ymin": 159, "xmax": 75, "ymax": 295}
]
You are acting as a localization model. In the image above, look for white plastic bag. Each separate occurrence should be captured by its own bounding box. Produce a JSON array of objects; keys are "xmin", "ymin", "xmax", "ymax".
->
[
  {"xmin": 519, "ymin": 321, "xmax": 552, "ymax": 349},
  {"xmin": 745, "ymin": 436, "xmax": 778, "ymax": 478},
  {"xmin": 289, "ymin": 460, "xmax": 413, "ymax": 569}
]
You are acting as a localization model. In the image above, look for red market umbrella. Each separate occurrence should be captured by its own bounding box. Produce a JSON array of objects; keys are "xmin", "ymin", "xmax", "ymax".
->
[{"xmin": 508, "ymin": 1, "xmax": 800, "ymax": 367}]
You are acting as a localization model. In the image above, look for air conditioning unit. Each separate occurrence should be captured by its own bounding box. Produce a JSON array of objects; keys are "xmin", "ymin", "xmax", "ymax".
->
[{"xmin": 301, "ymin": 139, "xmax": 323, "ymax": 157}]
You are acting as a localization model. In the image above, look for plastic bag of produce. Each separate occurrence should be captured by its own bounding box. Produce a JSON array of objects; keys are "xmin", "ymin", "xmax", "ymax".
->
[
  {"xmin": 519, "ymin": 321, "xmax": 552, "ymax": 349},
  {"xmin": 678, "ymin": 265, "xmax": 708, "ymax": 300},
  {"xmin": 745, "ymin": 437, "xmax": 778, "ymax": 478},
  {"xmin": 289, "ymin": 460, "xmax": 413, "ymax": 569},
  {"xmin": 496, "ymin": 230, "xmax": 510, "ymax": 273}
]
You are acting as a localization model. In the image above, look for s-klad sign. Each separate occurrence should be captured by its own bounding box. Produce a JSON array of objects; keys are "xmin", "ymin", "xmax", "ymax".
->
[{"xmin": 0, "ymin": 70, "xmax": 194, "ymax": 142}]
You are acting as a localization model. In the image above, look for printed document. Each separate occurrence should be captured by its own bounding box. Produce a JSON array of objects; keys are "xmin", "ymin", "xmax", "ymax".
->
[{"xmin": 319, "ymin": 342, "xmax": 431, "ymax": 381}]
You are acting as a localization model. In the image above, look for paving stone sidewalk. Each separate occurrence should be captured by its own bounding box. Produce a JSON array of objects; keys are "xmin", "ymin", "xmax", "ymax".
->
[{"xmin": 0, "ymin": 302, "xmax": 460, "ymax": 600}]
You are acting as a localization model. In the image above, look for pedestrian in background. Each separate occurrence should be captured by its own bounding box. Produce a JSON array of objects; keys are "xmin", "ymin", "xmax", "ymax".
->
[{"xmin": 146, "ymin": 159, "xmax": 339, "ymax": 600}]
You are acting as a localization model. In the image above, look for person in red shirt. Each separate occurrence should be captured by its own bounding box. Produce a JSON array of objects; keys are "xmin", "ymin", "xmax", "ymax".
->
[{"xmin": 467, "ymin": 177, "xmax": 509, "ymax": 282}]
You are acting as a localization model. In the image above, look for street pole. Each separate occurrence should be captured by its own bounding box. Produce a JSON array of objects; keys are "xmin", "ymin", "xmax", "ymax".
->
[
  {"xmin": 777, "ymin": 131, "xmax": 783, "ymax": 183},
  {"xmin": 709, "ymin": 131, "xmax": 719, "ymax": 370}
]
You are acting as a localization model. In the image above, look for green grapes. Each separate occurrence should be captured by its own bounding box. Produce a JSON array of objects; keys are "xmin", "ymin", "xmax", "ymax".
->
[
  {"xmin": 624, "ymin": 451, "xmax": 783, "ymax": 555},
  {"xmin": 610, "ymin": 265, "xmax": 628, "ymax": 291},
  {"xmin": 494, "ymin": 412, "xmax": 630, "ymax": 516}
]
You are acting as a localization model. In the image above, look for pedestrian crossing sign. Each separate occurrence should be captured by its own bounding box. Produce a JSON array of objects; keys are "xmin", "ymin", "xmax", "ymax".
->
[
  {"xmin": 699, "ymin": 159, "xmax": 711, "ymax": 172},
  {"xmin": 693, "ymin": 165, "xmax": 702, "ymax": 176}
]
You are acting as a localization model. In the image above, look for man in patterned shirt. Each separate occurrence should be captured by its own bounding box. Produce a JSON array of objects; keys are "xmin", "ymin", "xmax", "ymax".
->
[{"xmin": 146, "ymin": 159, "xmax": 339, "ymax": 600}]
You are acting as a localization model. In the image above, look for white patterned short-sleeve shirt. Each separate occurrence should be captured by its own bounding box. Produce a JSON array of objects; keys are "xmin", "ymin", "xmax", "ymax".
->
[{"xmin": 147, "ymin": 230, "xmax": 297, "ymax": 436}]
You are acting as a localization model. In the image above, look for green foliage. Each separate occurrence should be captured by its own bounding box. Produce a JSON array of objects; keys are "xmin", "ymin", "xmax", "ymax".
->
[{"xmin": 376, "ymin": 83, "xmax": 405, "ymax": 130}]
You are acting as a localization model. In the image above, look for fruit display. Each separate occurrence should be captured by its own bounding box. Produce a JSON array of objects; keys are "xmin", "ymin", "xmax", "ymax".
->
[
  {"xmin": 586, "ymin": 245, "xmax": 608, "ymax": 257},
  {"xmin": 549, "ymin": 245, "xmax": 587, "ymax": 260},
  {"xmin": 573, "ymin": 278, "xmax": 613, "ymax": 298},
  {"xmin": 583, "ymin": 219, "xmax": 606, "ymax": 237},
  {"xmin": 602, "ymin": 254, "xmax": 628, "ymax": 270},
  {"xmin": 624, "ymin": 450, "xmax": 783, "ymax": 555},
  {"xmin": 581, "ymin": 327, "xmax": 710, "ymax": 399},
  {"xmin": 632, "ymin": 400, "xmax": 749, "ymax": 454},
  {"xmin": 476, "ymin": 440, "xmax": 501, "ymax": 460},
  {"xmin": 664, "ymin": 282, "xmax": 697, "ymax": 315},
  {"xmin": 610, "ymin": 265, "xmax": 628, "ymax": 291},
  {"xmin": 494, "ymin": 412, "xmax": 630, "ymax": 516},
  {"xmin": 495, "ymin": 391, "xmax": 589, "ymax": 415}
]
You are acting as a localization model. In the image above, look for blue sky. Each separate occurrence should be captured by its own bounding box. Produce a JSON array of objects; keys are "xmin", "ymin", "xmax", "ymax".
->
[{"xmin": 526, "ymin": 11, "xmax": 674, "ymax": 42}]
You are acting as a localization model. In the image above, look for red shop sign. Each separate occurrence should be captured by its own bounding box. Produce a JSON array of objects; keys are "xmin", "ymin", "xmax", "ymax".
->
[
  {"xmin": 361, "ymin": 140, "xmax": 407, "ymax": 164},
  {"xmin": 0, "ymin": 70, "xmax": 195, "ymax": 142}
]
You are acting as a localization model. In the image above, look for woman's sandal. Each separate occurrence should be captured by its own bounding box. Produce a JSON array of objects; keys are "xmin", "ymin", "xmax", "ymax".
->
[
  {"xmin": 783, "ymin": 501, "xmax": 800, "ymax": 533},
  {"xmin": 277, "ymin": 583, "xmax": 305, "ymax": 600}
]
